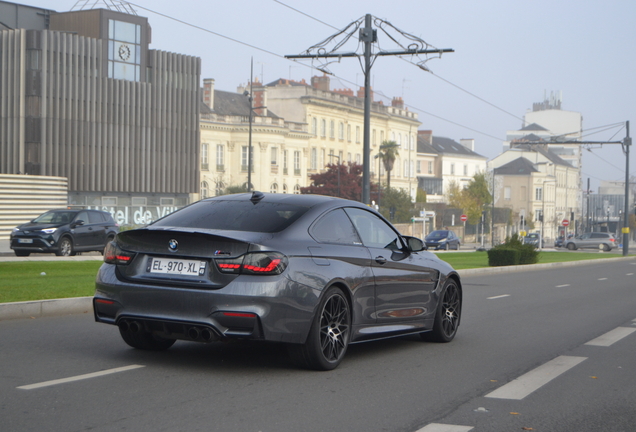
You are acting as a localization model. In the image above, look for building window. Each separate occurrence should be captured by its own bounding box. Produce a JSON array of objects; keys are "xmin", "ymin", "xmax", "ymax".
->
[
  {"xmin": 160, "ymin": 197, "xmax": 174, "ymax": 206},
  {"xmin": 216, "ymin": 144, "xmax": 224, "ymax": 171},
  {"xmin": 131, "ymin": 197, "xmax": 146, "ymax": 206},
  {"xmin": 380, "ymin": 131, "xmax": 384, "ymax": 143},
  {"xmin": 201, "ymin": 181, "xmax": 209, "ymax": 198},
  {"xmin": 311, "ymin": 148, "xmax": 317, "ymax": 170},
  {"xmin": 347, "ymin": 153, "xmax": 352, "ymax": 163},
  {"xmin": 356, "ymin": 154, "xmax": 361, "ymax": 164},
  {"xmin": 428, "ymin": 161, "xmax": 433, "ymax": 174},
  {"xmin": 463, "ymin": 164, "xmax": 468, "ymax": 175},
  {"xmin": 372, "ymin": 129, "xmax": 377, "ymax": 146},
  {"xmin": 102, "ymin": 197, "xmax": 117, "ymax": 206},
  {"xmin": 356, "ymin": 126, "xmax": 360, "ymax": 143},
  {"xmin": 201, "ymin": 143, "xmax": 209, "ymax": 170},
  {"xmin": 504, "ymin": 186, "xmax": 511, "ymax": 201},
  {"xmin": 241, "ymin": 146, "xmax": 253, "ymax": 172},
  {"xmin": 321, "ymin": 149, "xmax": 325, "ymax": 168},
  {"xmin": 450, "ymin": 163, "xmax": 455, "ymax": 175},
  {"xmin": 321, "ymin": 119, "xmax": 326, "ymax": 137},
  {"xmin": 270, "ymin": 183, "xmax": 278, "ymax": 193},
  {"xmin": 347, "ymin": 125, "xmax": 351, "ymax": 142},
  {"xmin": 271, "ymin": 147, "xmax": 278, "ymax": 165},
  {"xmin": 108, "ymin": 19, "xmax": 141, "ymax": 82},
  {"xmin": 330, "ymin": 120, "xmax": 335, "ymax": 138},
  {"xmin": 294, "ymin": 151, "xmax": 301, "ymax": 175},
  {"xmin": 293, "ymin": 184, "xmax": 301, "ymax": 194},
  {"xmin": 417, "ymin": 161, "xmax": 421, "ymax": 174},
  {"xmin": 283, "ymin": 184, "xmax": 288, "ymax": 194},
  {"xmin": 339, "ymin": 122, "xmax": 344, "ymax": 140},
  {"xmin": 312, "ymin": 118, "xmax": 317, "ymax": 136},
  {"xmin": 535, "ymin": 187, "xmax": 543, "ymax": 201}
]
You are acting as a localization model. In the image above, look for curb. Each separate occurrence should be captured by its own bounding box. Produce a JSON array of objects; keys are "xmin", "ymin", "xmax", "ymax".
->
[
  {"xmin": 0, "ymin": 297, "xmax": 93, "ymax": 321},
  {"xmin": 1, "ymin": 256, "xmax": 635, "ymax": 322}
]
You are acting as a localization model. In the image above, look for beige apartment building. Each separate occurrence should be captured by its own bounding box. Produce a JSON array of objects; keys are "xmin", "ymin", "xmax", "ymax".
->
[{"xmin": 490, "ymin": 144, "xmax": 580, "ymax": 242}]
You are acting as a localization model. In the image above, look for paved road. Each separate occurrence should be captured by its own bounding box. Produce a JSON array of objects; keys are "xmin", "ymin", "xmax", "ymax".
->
[{"xmin": 1, "ymin": 258, "xmax": 635, "ymax": 431}]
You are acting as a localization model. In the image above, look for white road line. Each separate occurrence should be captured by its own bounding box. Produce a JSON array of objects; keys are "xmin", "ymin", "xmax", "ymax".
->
[
  {"xmin": 487, "ymin": 294, "xmax": 510, "ymax": 300},
  {"xmin": 627, "ymin": 273, "xmax": 634, "ymax": 276},
  {"xmin": 17, "ymin": 365, "xmax": 145, "ymax": 390},
  {"xmin": 485, "ymin": 355, "xmax": 587, "ymax": 400},
  {"xmin": 415, "ymin": 424, "xmax": 473, "ymax": 432},
  {"xmin": 585, "ymin": 327, "xmax": 636, "ymax": 347},
  {"xmin": 556, "ymin": 284, "xmax": 570, "ymax": 288},
  {"xmin": 598, "ymin": 278, "xmax": 608, "ymax": 280}
]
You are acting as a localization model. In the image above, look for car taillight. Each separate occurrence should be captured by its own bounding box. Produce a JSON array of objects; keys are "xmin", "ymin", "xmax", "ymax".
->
[
  {"xmin": 216, "ymin": 252, "xmax": 287, "ymax": 275},
  {"xmin": 103, "ymin": 241, "xmax": 135, "ymax": 265}
]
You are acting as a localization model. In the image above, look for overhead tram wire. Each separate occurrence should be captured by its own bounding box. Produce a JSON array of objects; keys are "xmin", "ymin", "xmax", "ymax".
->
[{"xmin": 127, "ymin": 1, "xmax": 504, "ymax": 143}]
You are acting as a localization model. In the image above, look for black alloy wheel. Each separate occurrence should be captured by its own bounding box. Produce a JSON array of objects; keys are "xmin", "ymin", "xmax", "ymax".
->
[
  {"xmin": 421, "ymin": 279, "xmax": 461, "ymax": 343},
  {"xmin": 288, "ymin": 286, "xmax": 351, "ymax": 371},
  {"xmin": 56, "ymin": 237, "xmax": 75, "ymax": 256}
]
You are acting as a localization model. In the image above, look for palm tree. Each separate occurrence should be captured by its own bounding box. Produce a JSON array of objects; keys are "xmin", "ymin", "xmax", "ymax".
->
[{"xmin": 378, "ymin": 140, "xmax": 400, "ymax": 190}]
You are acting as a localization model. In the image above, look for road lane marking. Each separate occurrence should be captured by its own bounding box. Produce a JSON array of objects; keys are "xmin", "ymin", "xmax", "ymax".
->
[
  {"xmin": 487, "ymin": 295, "xmax": 510, "ymax": 300},
  {"xmin": 627, "ymin": 273, "xmax": 634, "ymax": 276},
  {"xmin": 585, "ymin": 327, "xmax": 636, "ymax": 347},
  {"xmin": 485, "ymin": 356, "xmax": 587, "ymax": 400},
  {"xmin": 598, "ymin": 278, "xmax": 608, "ymax": 280},
  {"xmin": 17, "ymin": 365, "xmax": 145, "ymax": 390},
  {"xmin": 415, "ymin": 424, "xmax": 473, "ymax": 432},
  {"xmin": 556, "ymin": 284, "xmax": 570, "ymax": 288}
]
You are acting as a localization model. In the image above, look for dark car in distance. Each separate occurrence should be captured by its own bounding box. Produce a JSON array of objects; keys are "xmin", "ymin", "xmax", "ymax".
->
[
  {"xmin": 523, "ymin": 232, "xmax": 544, "ymax": 248},
  {"xmin": 424, "ymin": 230, "xmax": 461, "ymax": 250},
  {"xmin": 94, "ymin": 192, "xmax": 462, "ymax": 370},
  {"xmin": 10, "ymin": 209, "xmax": 119, "ymax": 257}
]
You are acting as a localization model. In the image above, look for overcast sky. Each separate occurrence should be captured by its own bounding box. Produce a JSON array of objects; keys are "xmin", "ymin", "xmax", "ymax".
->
[{"xmin": 23, "ymin": 0, "xmax": 636, "ymax": 192}]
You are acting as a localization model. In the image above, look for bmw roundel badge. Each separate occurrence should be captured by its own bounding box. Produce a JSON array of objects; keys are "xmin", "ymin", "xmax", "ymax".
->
[{"xmin": 168, "ymin": 239, "xmax": 178, "ymax": 252}]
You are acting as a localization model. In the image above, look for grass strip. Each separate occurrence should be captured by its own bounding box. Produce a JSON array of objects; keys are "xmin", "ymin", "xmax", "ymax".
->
[{"xmin": 0, "ymin": 261, "xmax": 103, "ymax": 303}]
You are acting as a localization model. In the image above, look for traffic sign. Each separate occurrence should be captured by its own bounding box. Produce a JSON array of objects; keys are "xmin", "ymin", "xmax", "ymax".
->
[
  {"xmin": 460, "ymin": 214, "xmax": 467, "ymax": 222},
  {"xmin": 562, "ymin": 219, "xmax": 570, "ymax": 227}
]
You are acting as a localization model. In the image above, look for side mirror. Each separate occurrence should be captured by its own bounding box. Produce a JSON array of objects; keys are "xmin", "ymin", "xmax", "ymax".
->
[
  {"xmin": 72, "ymin": 220, "xmax": 85, "ymax": 228},
  {"xmin": 404, "ymin": 236, "xmax": 426, "ymax": 252}
]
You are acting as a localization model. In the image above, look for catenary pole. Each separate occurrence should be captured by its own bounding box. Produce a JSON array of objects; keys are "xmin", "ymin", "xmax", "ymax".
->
[{"xmin": 623, "ymin": 121, "xmax": 631, "ymax": 256}]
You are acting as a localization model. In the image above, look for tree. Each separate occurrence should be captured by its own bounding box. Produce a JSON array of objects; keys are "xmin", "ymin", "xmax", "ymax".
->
[
  {"xmin": 378, "ymin": 187, "xmax": 415, "ymax": 223},
  {"xmin": 301, "ymin": 162, "xmax": 365, "ymax": 200},
  {"xmin": 446, "ymin": 172, "xmax": 493, "ymax": 224},
  {"xmin": 445, "ymin": 179, "xmax": 463, "ymax": 208},
  {"xmin": 378, "ymin": 140, "xmax": 399, "ymax": 190}
]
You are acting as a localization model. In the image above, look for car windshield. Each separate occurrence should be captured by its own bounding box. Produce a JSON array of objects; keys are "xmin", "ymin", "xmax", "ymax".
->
[
  {"xmin": 426, "ymin": 231, "xmax": 448, "ymax": 240},
  {"xmin": 151, "ymin": 200, "xmax": 309, "ymax": 233},
  {"xmin": 33, "ymin": 211, "xmax": 76, "ymax": 224}
]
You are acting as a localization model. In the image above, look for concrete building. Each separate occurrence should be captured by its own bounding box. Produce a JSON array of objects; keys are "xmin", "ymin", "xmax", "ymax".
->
[
  {"xmin": 490, "ymin": 144, "xmax": 580, "ymax": 242},
  {"xmin": 416, "ymin": 131, "xmax": 487, "ymax": 203},
  {"xmin": 0, "ymin": 1, "xmax": 201, "ymax": 220},
  {"xmin": 260, "ymin": 76, "xmax": 421, "ymax": 201},
  {"xmin": 199, "ymin": 78, "xmax": 311, "ymax": 196}
]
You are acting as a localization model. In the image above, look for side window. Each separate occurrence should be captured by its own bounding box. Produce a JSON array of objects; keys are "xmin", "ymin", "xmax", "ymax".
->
[
  {"xmin": 344, "ymin": 207, "xmax": 402, "ymax": 250},
  {"xmin": 310, "ymin": 209, "xmax": 361, "ymax": 245},
  {"xmin": 75, "ymin": 211, "xmax": 89, "ymax": 224},
  {"xmin": 88, "ymin": 212, "xmax": 103, "ymax": 224}
]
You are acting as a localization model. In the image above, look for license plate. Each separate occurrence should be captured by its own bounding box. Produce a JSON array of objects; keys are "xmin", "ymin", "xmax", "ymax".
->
[
  {"xmin": 18, "ymin": 238, "xmax": 33, "ymax": 243},
  {"xmin": 147, "ymin": 257, "xmax": 206, "ymax": 276}
]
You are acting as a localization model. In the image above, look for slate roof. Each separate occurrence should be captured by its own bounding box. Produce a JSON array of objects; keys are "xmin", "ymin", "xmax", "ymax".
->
[
  {"xmin": 511, "ymin": 143, "xmax": 572, "ymax": 167},
  {"xmin": 200, "ymin": 89, "xmax": 280, "ymax": 118},
  {"xmin": 494, "ymin": 157, "xmax": 538, "ymax": 175},
  {"xmin": 431, "ymin": 136, "xmax": 486, "ymax": 158},
  {"xmin": 520, "ymin": 123, "xmax": 548, "ymax": 131}
]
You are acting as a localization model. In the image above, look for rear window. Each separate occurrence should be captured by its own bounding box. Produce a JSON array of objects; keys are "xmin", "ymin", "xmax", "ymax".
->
[{"xmin": 150, "ymin": 200, "xmax": 308, "ymax": 233}]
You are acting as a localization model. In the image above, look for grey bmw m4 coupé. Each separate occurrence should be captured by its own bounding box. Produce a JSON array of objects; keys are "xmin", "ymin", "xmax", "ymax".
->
[{"xmin": 94, "ymin": 192, "xmax": 462, "ymax": 370}]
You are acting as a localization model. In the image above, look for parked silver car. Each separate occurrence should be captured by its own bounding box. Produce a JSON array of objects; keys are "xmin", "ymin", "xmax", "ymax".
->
[{"xmin": 564, "ymin": 232, "xmax": 616, "ymax": 251}]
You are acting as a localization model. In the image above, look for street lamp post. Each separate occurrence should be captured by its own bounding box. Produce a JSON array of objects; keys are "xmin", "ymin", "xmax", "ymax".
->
[{"xmin": 374, "ymin": 153, "xmax": 382, "ymax": 208}]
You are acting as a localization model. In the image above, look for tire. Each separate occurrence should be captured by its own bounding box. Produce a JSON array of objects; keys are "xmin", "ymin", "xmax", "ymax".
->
[
  {"xmin": 602, "ymin": 243, "xmax": 610, "ymax": 252},
  {"xmin": 119, "ymin": 325, "xmax": 176, "ymax": 351},
  {"xmin": 421, "ymin": 278, "xmax": 461, "ymax": 343},
  {"xmin": 444, "ymin": 243, "xmax": 449, "ymax": 251},
  {"xmin": 567, "ymin": 243, "xmax": 576, "ymax": 251},
  {"xmin": 14, "ymin": 251, "xmax": 31, "ymax": 257},
  {"xmin": 455, "ymin": 242, "xmax": 460, "ymax": 250},
  {"xmin": 56, "ymin": 237, "xmax": 75, "ymax": 256},
  {"xmin": 288, "ymin": 286, "xmax": 351, "ymax": 371}
]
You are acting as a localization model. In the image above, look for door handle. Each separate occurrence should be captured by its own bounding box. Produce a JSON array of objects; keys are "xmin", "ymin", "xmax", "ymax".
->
[{"xmin": 375, "ymin": 256, "xmax": 387, "ymax": 265}]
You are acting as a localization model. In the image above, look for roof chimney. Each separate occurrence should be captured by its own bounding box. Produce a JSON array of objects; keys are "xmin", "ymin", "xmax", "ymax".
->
[
  {"xmin": 311, "ymin": 75, "xmax": 330, "ymax": 91},
  {"xmin": 391, "ymin": 97, "xmax": 404, "ymax": 108},
  {"xmin": 203, "ymin": 78, "xmax": 215, "ymax": 109},
  {"xmin": 460, "ymin": 139, "xmax": 475, "ymax": 151}
]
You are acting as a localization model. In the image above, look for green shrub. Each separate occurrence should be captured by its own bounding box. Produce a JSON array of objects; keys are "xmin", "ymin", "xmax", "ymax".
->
[
  {"xmin": 487, "ymin": 248, "xmax": 520, "ymax": 266},
  {"xmin": 487, "ymin": 234, "xmax": 539, "ymax": 266}
]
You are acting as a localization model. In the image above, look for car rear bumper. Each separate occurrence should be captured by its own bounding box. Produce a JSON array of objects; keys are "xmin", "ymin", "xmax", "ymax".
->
[{"xmin": 94, "ymin": 263, "xmax": 319, "ymax": 344}]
